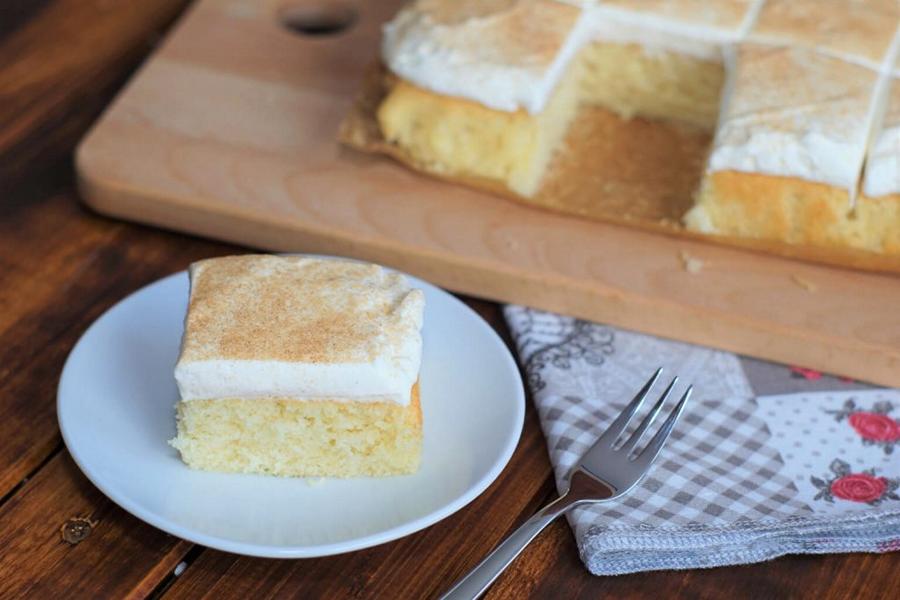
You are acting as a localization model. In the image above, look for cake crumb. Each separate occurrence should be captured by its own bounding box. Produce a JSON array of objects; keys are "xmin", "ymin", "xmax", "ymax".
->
[
  {"xmin": 504, "ymin": 236, "xmax": 520, "ymax": 252},
  {"xmin": 791, "ymin": 274, "xmax": 818, "ymax": 292},
  {"xmin": 305, "ymin": 478, "xmax": 326, "ymax": 487},
  {"xmin": 679, "ymin": 250, "xmax": 704, "ymax": 274}
]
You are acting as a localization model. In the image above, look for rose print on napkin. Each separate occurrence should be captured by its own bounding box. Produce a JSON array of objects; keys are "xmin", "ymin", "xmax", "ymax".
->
[
  {"xmin": 789, "ymin": 365, "xmax": 855, "ymax": 383},
  {"xmin": 826, "ymin": 399, "xmax": 900, "ymax": 454},
  {"xmin": 756, "ymin": 390, "xmax": 900, "ymax": 512},
  {"xmin": 811, "ymin": 459, "xmax": 900, "ymax": 506}
]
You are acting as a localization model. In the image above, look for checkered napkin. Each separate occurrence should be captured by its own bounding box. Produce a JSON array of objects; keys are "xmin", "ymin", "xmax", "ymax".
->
[{"xmin": 503, "ymin": 306, "xmax": 900, "ymax": 575}]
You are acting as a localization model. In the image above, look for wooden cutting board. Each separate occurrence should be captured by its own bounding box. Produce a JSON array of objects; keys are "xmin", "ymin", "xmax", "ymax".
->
[{"xmin": 76, "ymin": 0, "xmax": 900, "ymax": 387}]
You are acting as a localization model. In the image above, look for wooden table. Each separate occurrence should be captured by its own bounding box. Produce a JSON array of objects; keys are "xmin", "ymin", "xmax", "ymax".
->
[{"xmin": 1, "ymin": 1, "xmax": 897, "ymax": 598}]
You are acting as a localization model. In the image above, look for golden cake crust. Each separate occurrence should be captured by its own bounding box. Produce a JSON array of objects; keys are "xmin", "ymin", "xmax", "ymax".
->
[{"xmin": 689, "ymin": 171, "xmax": 889, "ymax": 251}]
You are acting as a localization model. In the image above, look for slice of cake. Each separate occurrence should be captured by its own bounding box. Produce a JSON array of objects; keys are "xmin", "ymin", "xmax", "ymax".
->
[
  {"xmin": 169, "ymin": 255, "xmax": 425, "ymax": 478},
  {"xmin": 378, "ymin": 0, "xmax": 584, "ymax": 197},
  {"xmin": 685, "ymin": 44, "xmax": 880, "ymax": 249}
]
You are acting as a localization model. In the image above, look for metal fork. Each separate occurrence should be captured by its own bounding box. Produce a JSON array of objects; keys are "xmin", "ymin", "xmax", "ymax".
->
[{"xmin": 441, "ymin": 368, "xmax": 692, "ymax": 600}]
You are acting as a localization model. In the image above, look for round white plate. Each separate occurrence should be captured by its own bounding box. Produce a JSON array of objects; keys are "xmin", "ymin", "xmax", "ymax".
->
[{"xmin": 58, "ymin": 264, "xmax": 524, "ymax": 558}]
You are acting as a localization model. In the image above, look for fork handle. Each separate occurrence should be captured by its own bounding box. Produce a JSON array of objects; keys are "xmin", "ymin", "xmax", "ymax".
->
[{"xmin": 439, "ymin": 493, "xmax": 575, "ymax": 600}]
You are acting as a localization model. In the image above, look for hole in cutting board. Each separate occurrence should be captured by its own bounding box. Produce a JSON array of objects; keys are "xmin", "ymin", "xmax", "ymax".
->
[{"xmin": 279, "ymin": 2, "xmax": 357, "ymax": 36}]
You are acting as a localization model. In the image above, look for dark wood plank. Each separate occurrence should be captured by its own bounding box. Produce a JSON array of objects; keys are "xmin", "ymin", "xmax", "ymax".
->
[
  {"xmin": 0, "ymin": 450, "xmax": 192, "ymax": 599},
  {"xmin": 0, "ymin": 180, "xmax": 238, "ymax": 497},
  {"xmin": 0, "ymin": 0, "xmax": 190, "ymax": 500},
  {"xmin": 0, "ymin": 0, "xmax": 189, "ymax": 189},
  {"xmin": 0, "ymin": 0, "xmax": 53, "ymax": 39}
]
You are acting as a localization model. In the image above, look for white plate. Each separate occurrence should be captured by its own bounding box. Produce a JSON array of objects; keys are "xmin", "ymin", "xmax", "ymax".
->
[{"xmin": 58, "ymin": 264, "xmax": 524, "ymax": 558}]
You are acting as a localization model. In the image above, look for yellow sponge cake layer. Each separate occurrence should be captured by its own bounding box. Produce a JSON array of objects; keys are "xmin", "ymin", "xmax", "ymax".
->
[
  {"xmin": 687, "ymin": 171, "xmax": 900, "ymax": 255},
  {"xmin": 853, "ymin": 194, "xmax": 900, "ymax": 255},
  {"xmin": 171, "ymin": 384, "xmax": 422, "ymax": 478},
  {"xmin": 579, "ymin": 42, "xmax": 724, "ymax": 130},
  {"xmin": 378, "ymin": 71, "xmax": 581, "ymax": 197}
]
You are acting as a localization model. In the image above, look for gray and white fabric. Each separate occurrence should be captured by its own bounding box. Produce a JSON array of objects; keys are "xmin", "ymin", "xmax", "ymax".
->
[{"xmin": 504, "ymin": 305, "xmax": 900, "ymax": 576}]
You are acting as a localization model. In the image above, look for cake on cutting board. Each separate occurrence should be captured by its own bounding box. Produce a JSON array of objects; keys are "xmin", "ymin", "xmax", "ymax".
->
[
  {"xmin": 170, "ymin": 255, "xmax": 425, "ymax": 478},
  {"xmin": 341, "ymin": 0, "xmax": 900, "ymax": 271}
]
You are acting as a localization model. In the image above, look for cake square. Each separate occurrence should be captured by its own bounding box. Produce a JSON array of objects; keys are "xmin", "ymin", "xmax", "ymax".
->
[
  {"xmin": 709, "ymin": 44, "xmax": 877, "ymax": 192},
  {"xmin": 170, "ymin": 255, "xmax": 426, "ymax": 477},
  {"xmin": 687, "ymin": 44, "xmax": 881, "ymax": 249},
  {"xmin": 750, "ymin": 0, "xmax": 900, "ymax": 69},
  {"xmin": 378, "ymin": 0, "xmax": 583, "ymax": 197}
]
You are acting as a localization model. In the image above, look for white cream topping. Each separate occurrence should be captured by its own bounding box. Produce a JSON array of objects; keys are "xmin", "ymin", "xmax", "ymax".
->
[
  {"xmin": 863, "ymin": 71, "xmax": 900, "ymax": 197},
  {"xmin": 174, "ymin": 351, "xmax": 422, "ymax": 405},
  {"xmin": 709, "ymin": 130, "xmax": 866, "ymax": 190},
  {"xmin": 863, "ymin": 123, "xmax": 900, "ymax": 197},
  {"xmin": 863, "ymin": 36, "xmax": 900, "ymax": 198},
  {"xmin": 708, "ymin": 45, "xmax": 878, "ymax": 196},
  {"xmin": 174, "ymin": 257, "xmax": 425, "ymax": 405}
]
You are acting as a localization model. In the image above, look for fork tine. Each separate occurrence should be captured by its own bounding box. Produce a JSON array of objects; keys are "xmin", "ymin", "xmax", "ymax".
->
[
  {"xmin": 619, "ymin": 377, "xmax": 678, "ymax": 454},
  {"xmin": 632, "ymin": 386, "xmax": 692, "ymax": 465},
  {"xmin": 595, "ymin": 368, "xmax": 662, "ymax": 447}
]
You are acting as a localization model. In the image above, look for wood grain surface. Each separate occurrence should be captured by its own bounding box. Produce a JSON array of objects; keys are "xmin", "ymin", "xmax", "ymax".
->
[
  {"xmin": 1, "ymin": 0, "xmax": 898, "ymax": 598},
  {"xmin": 74, "ymin": 0, "xmax": 900, "ymax": 388}
]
